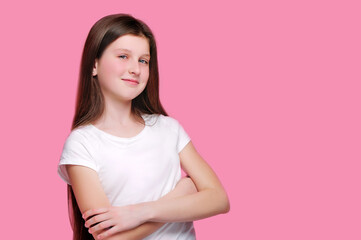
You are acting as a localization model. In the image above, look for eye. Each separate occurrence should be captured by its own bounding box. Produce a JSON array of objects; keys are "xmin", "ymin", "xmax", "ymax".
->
[
  {"xmin": 139, "ymin": 59, "xmax": 149, "ymax": 65},
  {"xmin": 118, "ymin": 55, "xmax": 127, "ymax": 59}
]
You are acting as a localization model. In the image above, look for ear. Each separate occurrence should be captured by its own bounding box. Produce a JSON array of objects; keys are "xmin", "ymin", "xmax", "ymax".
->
[{"xmin": 92, "ymin": 59, "xmax": 98, "ymax": 77}]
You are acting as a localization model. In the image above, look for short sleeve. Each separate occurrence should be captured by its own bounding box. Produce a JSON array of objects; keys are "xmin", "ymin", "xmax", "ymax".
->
[
  {"xmin": 176, "ymin": 120, "xmax": 191, "ymax": 154},
  {"xmin": 57, "ymin": 131, "xmax": 98, "ymax": 185}
]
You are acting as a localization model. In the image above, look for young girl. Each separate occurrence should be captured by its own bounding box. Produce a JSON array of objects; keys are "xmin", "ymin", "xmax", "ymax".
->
[{"xmin": 57, "ymin": 13, "xmax": 230, "ymax": 240}]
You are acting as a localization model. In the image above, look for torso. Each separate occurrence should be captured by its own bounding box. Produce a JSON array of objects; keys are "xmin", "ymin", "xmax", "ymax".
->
[{"xmin": 58, "ymin": 113, "xmax": 196, "ymax": 239}]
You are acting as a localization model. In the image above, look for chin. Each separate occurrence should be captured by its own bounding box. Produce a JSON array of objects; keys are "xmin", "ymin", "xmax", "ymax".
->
[{"xmin": 118, "ymin": 93, "xmax": 143, "ymax": 101}]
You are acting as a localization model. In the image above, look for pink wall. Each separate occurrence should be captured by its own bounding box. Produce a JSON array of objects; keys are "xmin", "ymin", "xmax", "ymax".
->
[{"xmin": 1, "ymin": 0, "xmax": 360, "ymax": 239}]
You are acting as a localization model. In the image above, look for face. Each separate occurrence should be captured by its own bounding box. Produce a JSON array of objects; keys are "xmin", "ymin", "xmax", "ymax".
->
[{"xmin": 93, "ymin": 34, "xmax": 150, "ymax": 103}]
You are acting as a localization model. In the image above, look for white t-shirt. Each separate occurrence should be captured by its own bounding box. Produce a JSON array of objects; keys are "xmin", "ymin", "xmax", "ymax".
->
[{"xmin": 57, "ymin": 113, "xmax": 196, "ymax": 240}]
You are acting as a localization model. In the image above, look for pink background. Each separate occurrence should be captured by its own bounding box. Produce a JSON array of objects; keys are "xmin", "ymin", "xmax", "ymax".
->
[{"xmin": 1, "ymin": 0, "xmax": 360, "ymax": 239}]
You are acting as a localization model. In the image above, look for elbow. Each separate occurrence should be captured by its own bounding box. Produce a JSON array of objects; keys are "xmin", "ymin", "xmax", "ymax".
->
[
  {"xmin": 224, "ymin": 199, "xmax": 230, "ymax": 213},
  {"xmin": 221, "ymin": 194, "xmax": 230, "ymax": 214},
  {"xmin": 213, "ymin": 189, "xmax": 230, "ymax": 214}
]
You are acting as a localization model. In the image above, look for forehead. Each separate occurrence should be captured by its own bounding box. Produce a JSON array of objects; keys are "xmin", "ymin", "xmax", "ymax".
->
[{"xmin": 106, "ymin": 34, "xmax": 150, "ymax": 56}]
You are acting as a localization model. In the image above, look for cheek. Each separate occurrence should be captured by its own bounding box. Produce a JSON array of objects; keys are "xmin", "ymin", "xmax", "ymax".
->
[
  {"xmin": 100, "ymin": 59, "xmax": 125, "ymax": 78},
  {"xmin": 142, "ymin": 67, "xmax": 150, "ymax": 81},
  {"xmin": 97, "ymin": 62, "xmax": 126, "ymax": 90}
]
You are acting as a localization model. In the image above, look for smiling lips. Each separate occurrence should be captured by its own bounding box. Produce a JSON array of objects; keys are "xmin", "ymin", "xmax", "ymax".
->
[{"xmin": 122, "ymin": 79, "xmax": 139, "ymax": 84}]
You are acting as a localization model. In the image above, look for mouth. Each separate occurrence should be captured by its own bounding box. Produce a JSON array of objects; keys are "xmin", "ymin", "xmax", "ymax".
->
[{"xmin": 122, "ymin": 79, "xmax": 139, "ymax": 84}]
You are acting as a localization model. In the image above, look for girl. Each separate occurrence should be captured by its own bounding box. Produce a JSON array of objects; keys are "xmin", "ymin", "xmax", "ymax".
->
[{"xmin": 58, "ymin": 13, "xmax": 230, "ymax": 240}]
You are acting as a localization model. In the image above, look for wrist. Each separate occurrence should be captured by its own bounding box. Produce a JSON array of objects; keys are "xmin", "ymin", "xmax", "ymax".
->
[{"xmin": 139, "ymin": 201, "xmax": 156, "ymax": 222}]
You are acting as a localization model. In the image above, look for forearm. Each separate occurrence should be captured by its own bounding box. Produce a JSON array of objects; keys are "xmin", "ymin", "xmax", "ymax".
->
[
  {"xmin": 99, "ymin": 177, "xmax": 197, "ymax": 240},
  {"xmin": 95, "ymin": 222, "xmax": 163, "ymax": 240},
  {"xmin": 143, "ymin": 187, "xmax": 230, "ymax": 223},
  {"xmin": 141, "ymin": 141, "xmax": 231, "ymax": 223}
]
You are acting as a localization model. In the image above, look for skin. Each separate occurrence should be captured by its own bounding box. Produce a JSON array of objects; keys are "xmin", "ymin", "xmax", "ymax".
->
[{"xmin": 68, "ymin": 34, "xmax": 230, "ymax": 240}]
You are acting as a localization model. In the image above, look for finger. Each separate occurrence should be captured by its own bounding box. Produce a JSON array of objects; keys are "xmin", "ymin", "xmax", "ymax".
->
[
  {"xmin": 83, "ymin": 208, "xmax": 109, "ymax": 220},
  {"xmin": 97, "ymin": 225, "xmax": 120, "ymax": 240},
  {"xmin": 85, "ymin": 212, "xmax": 110, "ymax": 228},
  {"xmin": 88, "ymin": 219, "xmax": 114, "ymax": 235}
]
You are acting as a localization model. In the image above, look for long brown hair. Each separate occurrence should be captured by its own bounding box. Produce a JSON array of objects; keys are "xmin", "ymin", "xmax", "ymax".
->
[{"xmin": 67, "ymin": 13, "xmax": 168, "ymax": 240}]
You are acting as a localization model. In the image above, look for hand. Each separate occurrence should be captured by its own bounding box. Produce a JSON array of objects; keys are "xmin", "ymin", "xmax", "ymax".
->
[{"xmin": 82, "ymin": 204, "xmax": 148, "ymax": 239}]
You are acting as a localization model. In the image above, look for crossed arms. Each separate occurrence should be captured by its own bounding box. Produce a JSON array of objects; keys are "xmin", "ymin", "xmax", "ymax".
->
[{"xmin": 67, "ymin": 141, "xmax": 230, "ymax": 239}]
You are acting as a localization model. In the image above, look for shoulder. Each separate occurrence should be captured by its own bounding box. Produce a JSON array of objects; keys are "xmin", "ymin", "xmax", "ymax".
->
[
  {"xmin": 157, "ymin": 114, "xmax": 182, "ymax": 131},
  {"xmin": 65, "ymin": 125, "xmax": 89, "ymax": 141},
  {"xmin": 159, "ymin": 114, "xmax": 178, "ymax": 124},
  {"xmin": 62, "ymin": 124, "xmax": 96, "ymax": 149}
]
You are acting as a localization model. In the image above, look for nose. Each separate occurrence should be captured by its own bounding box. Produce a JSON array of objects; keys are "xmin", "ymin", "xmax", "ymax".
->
[{"xmin": 128, "ymin": 59, "xmax": 140, "ymax": 75}]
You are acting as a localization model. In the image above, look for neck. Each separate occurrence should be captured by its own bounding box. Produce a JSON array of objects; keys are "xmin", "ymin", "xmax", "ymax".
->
[{"xmin": 93, "ymin": 96, "xmax": 142, "ymax": 129}]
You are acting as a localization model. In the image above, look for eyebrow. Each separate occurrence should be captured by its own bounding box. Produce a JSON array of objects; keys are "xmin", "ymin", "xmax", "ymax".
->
[{"xmin": 114, "ymin": 48, "xmax": 150, "ymax": 57}]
